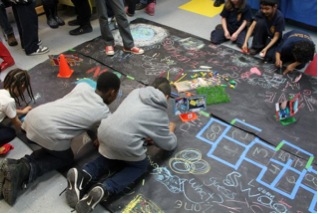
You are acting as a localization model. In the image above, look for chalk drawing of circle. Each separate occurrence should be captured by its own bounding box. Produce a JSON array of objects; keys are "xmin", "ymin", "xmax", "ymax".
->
[
  {"xmin": 189, "ymin": 160, "xmax": 210, "ymax": 174},
  {"xmin": 113, "ymin": 23, "xmax": 169, "ymax": 47},
  {"xmin": 169, "ymin": 158, "xmax": 193, "ymax": 174},
  {"xmin": 174, "ymin": 149, "xmax": 202, "ymax": 162}
]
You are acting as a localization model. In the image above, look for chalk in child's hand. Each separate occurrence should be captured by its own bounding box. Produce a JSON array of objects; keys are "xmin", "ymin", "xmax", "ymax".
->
[{"xmin": 259, "ymin": 52, "xmax": 265, "ymax": 57}]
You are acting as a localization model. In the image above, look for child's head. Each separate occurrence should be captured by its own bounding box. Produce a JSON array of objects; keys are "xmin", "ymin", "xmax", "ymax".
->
[
  {"xmin": 292, "ymin": 41, "xmax": 316, "ymax": 64},
  {"xmin": 226, "ymin": 0, "xmax": 246, "ymax": 10},
  {"xmin": 260, "ymin": 0, "xmax": 278, "ymax": 17},
  {"xmin": 151, "ymin": 77, "xmax": 171, "ymax": 99},
  {"xmin": 3, "ymin": 68, "xmax": 34, "ymax": 106},
  {"xmin": 96, "ymin": 72, "xmax": 120, "ymax": 105}
]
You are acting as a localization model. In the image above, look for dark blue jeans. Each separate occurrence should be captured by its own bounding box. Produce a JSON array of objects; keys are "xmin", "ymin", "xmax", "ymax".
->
[
  {"xmin": 83, "ymin": 154, "xmax": 149, "ymax": 195},
  {"xmin": 0, "ymin": 2, "xmax": 14, "ymax": 36},
  {"xmin": 0, "ymin": 123, "xmax": 16, "ymax": 146},
  {"xmin": 23, "ymin": 139, "xmax": 74, "ymax": 183}
]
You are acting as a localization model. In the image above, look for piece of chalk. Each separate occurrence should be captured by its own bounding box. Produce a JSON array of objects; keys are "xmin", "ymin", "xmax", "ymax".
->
[{"xmin": 126, "ymin": 75, "xmax": 135, "ymax": 80}]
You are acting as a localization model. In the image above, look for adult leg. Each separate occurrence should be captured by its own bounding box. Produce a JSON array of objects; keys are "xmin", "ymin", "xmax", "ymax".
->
[
  {"xmin": 108, "ymin": 0, "xmax": 135, "ymax": 49},
  {"xmin": 0, "ymin": 3, "xmax": 17, "ymax": 46},
  {"xmin": 95, "ymin": 0, "xmax": 114, "ymax": 46},
  {"xmin": 69, "ymin": 0, "xmax": 92, "ymax": 35},
  {"xmin": 42, "ymin": 0, "xmax": 59, "ymax": 28}
]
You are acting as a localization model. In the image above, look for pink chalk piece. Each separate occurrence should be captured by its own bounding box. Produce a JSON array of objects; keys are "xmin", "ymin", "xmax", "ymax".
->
[{"xmin": 250, "ymin": 67, "xmax": 262, "ymax": 76}]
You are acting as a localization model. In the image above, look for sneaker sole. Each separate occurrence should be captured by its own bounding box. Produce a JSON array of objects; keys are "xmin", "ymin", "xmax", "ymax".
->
[
  {"xmin": 75, "ymin": 186, "xmax": 104, "ymax": 213},
  {"xmin": 29, "ymin": 49, "xmax": 50, "ymax": 56},
  {"xmin": 66, "ymin": 168, "xmax": 80, "ymax": 208}
]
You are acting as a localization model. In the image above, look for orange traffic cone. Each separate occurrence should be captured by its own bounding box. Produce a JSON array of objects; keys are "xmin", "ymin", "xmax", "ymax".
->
[{"xmin": 57, "ymin": 54, "xmax": 74, "ymax": 78}]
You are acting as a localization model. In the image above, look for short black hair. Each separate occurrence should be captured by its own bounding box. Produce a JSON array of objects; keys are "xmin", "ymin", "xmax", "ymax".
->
[
  {"xmin": 96, "ymin": 72, "xmax": 120, "ymax": 93},
  {"xmin": 293, "ymin": 41, "xmax": 315, "ymax": 63},
  {"xmin": 260, "ymin": 0, "xmax": 278, "ymax": 6},
  {"xmin": 151, "ymin": 77, "xmax": 171, "ymax": 96}
]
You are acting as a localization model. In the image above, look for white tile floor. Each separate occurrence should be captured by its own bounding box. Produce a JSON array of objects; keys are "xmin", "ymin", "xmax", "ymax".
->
[{"xmin": 0, "ymin": 0, "xmax": 316, "ymax": 212}]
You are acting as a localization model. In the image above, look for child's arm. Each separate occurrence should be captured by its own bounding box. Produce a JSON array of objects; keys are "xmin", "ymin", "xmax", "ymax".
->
[
  {"xmin": 16, "ymin": 105, "xmax": 32, "ymax": 115},
  {"xmin": 221, "ymin": 17, "xmax": 231, "ymax": 39},
  {"xmin": 231, "ymin": 20, "xmax": 247, "ymax": 41},
  {"xmin": 10, "ymin": 115, "xmax": 22, "ymax": 130},
  {"xmin": 260, "ymin": 32, "xmax": 281, "ymax": 56},
  {"xmin": 242, "ymin": 20, "xmax": 256, "ymax": 52},
  {"xmin": 283, "ymin": 62, "xmax": 302, "ymax": 75}
]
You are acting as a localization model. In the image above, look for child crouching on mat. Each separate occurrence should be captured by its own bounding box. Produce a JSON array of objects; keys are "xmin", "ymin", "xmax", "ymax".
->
[{"xmin": 0, "ymin": 69, "xmax": 34, "ymax": 146}]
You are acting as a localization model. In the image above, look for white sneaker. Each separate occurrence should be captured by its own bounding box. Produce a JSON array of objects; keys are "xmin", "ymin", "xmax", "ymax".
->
[{"xmin": 28, "ymin": 46, "xmax": 49, "ymax": 56}]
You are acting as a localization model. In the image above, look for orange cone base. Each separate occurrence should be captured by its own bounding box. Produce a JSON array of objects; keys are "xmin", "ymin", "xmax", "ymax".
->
[{"xmin": 57, "ymin": 69, "xmax": 74, "ymax": 78}]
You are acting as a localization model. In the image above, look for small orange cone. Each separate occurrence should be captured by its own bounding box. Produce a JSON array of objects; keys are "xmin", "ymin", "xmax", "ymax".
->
[{"xmin": 57, "ymin": 54, "xmax": 74, "ymax": 78}]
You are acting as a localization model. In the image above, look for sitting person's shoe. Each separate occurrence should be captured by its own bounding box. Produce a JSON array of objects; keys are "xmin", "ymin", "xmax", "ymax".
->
[
  {"xmin": 135, "ymin": 2, "xmax": 147, "ymax": 10},
  {"xmin": 2, "ymin": 160, "xmax": 30, "ymax": 206},
  {"xmin": 123, "ymin": 47, "xmax": 144, "ymax": 55},
  {"xmin": 105, "ymin": 46, "xmax": 115, "ymax": 56},
  {"xmin": 0, "ymin": 159, "xmax": 20, "ymax": 200},
  {"xmin": 68, "ymin": 19, "xmax": 80, "ymax": 26},
  {"xmin": 28, "ymin": 46, "xmax": 50, "ymax": 56},
  {"xmin": 145, "ymin": 2, "xmax": 155, "ymax": 16},
  {"xmin": 75, "ymin": 185, "xmax": 108, "ymax": 213},
  {"xmin": 69, "ymin": 25, "xmax": 93, "ymax": 36},
  {"xmin": 66, "ymin": 168, "xmax": 92, "ymax": 208},
  {"xmin": 0, "ymin": 61, "xmax": 14, "ymax": 72},
  {"xmin": 7, "ymin": 33, "xmax": 18, "ymax": 46},
  {"xmin": 213, "ymin": 0, "xmax": 225, "ymax": 7}
]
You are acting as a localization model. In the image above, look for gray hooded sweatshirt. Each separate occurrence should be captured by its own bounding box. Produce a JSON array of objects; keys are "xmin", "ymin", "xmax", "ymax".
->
[
  {"xmin": 98, "ymin": 86, "xmax": 177, "ymax": 161},
  {"xmin": 22, "ymin": 83, "xmax": 110, "ymax": 151}
]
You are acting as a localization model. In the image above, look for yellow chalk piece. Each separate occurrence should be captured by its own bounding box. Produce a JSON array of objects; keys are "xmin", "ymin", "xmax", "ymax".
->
[
  {"xmin": 189, "ymin": 100, "xmax": 197, "ymax": 105},
  {"xmin": 175, "ymin": 74, "xmax": 187, "ymax": 83},
  {"xmin": 179, "ymin": 0, "xmax": 223, "ymax": 18}
]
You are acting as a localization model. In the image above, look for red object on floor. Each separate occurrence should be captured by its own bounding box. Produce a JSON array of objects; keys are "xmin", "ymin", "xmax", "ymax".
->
[
  {"xmin": 304, "ymin": 54, "xmax": 317, "ymax": 77},
  {"xmin": 0, "ymin": 143, "xmax": 14, "ymax": 155},
  {"xmin": 0, "ymin": 41, "xmax": 15, "ymax": 72}
]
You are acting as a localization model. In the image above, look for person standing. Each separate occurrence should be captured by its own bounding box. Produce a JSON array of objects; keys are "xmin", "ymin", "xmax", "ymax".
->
[
  {"xmin": 95, "ymin": 0, "xmax": 144, "ymax": 56},
  {"xmin": 68, "ymin": 0, "xmax": 93, "ymax": 35},
  {"xmin": 0, "ymin": 0, "xmax": 18, "ymax": 46}
]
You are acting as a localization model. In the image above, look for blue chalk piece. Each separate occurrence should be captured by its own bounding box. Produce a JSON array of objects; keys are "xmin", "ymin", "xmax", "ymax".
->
[{"xmin": 171, "ymin": 92, "xmax": 179, "ymax": 98}]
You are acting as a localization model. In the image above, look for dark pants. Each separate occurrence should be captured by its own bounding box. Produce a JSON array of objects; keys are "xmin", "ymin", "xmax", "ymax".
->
[
  {"xmin": 11, "ymin": 1, "xmax": 39, "ymax": 54},
  {"xmin": 0, "ymin": 2, "xmax": 14, "ymax": 36},
  {"xmin": 23, "ymin": 139, "xmax": 74, "ymax": 183},
  {"xmin": 71, "ymin": 0, "xmax": 91, "ymax": 26},
  {"xmin": 251, "ymin": 19, "xmax": 279, "ymax": 61},
  {"xmin": 0, "ymin": 123, "xmax": 16, "ymax": 146},
  {"xmin": 83, "ymin": 154, "xmax": 149, "ymax": 195},
  {"xmin": 210, "ymin": 24, "xmax": 246, "ymax": 48}
]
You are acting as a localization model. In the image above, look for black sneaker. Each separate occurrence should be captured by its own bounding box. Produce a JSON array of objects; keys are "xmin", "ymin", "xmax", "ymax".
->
[
  {"xmin": 2, "ymin": 160, "xmax": 30, "ymax": 205},
  {"xmin": 68, "ymin": 19, "xmax": 80, "ymax": 26},
  {"xmin": 0, "ymin": 159, "xmax": 20, "ymax": 200},
  {"xmin": 75, "ymin": 185, "xmax": 108, "ymax": 213},
  {"xmin": 28, "ymin": 46, "xmax": 50, "ymax": 56},
  {"xmin": 135, "ymin": 3, "xmax": 147, "ymax": 10},
  {"xmin": 69, "ymin": 25, "xmax": 93, "ymax": 36},
  {"xmin": 213, "ymin": 0, "xmax": 225, "ymax": 7},
  {"xmin": 55, "ymin": 16, "xmax": 65, "ymax": 26},
  {"xmin": 66, "ymin": 168, "xmax": 92, "ymax": 208}
]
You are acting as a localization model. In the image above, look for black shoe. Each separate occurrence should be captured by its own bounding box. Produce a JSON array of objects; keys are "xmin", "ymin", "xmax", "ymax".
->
[
  {"xmin": 0, "ymin": 159, "xmax": 20, "ymax": 200},
  {"xmin": 68, "ymin": 19, "xmax": 80, "ymax": 26},
  {"xmin": 55, "ymin": 16, "xmax": 65, "ymax": 26},
  {"xmin": 249, "ymin": 48, "xmax": 260, "ymax": 56},
  {"xmin": 47, "ymin": 17, "xmax": 59, "ymax": 28},
  {"xmin": 66, "ymin": 168, "xmax": 92, "ymax": 208},
  {"xmin": 69, "ymin": 25, "xmax": 93, "ymax": 36},
  {"xmin": 214, "ymin": 0, "xmax": 225, "ymax": 7},
  {"xmin": 2, "ymin": 159, "xmax": 30, "ymax": 205},
  {"xmin": 75, "ymin": 185, "xmax": 108, "ymax": 213},
  {"xmin": 135, "ymin": 3, "xmax": 147, "ymax": 10}
]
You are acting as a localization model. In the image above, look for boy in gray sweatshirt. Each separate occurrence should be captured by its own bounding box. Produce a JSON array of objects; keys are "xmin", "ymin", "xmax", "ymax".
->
[
  {"xmin": 66, "ymin": 77, "xmax": 177, "ymax": 213},
  {"xmin": 0, "ymin": 72, "xmax": 120, "ymax": 206}
]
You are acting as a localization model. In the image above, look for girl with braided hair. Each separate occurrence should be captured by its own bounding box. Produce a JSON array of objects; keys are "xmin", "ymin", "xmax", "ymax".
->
[{"xmin": 0, "ymin": 68, "xmax": 34, "ymax": 145}]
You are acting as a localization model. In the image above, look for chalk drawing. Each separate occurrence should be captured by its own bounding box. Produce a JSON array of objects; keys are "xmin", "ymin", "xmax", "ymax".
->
[
  {"xmin": 121, "ymin": 194, "xmax": 164, "ymax": 213},
  {"xmin": 113, "ymin": 23, "xmax": 169, "ymax": 47}
]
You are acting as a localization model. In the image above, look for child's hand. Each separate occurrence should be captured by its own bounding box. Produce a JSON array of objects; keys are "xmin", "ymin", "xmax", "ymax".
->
[
  {"xmin": 230, "ymin": 33, "xmax": 238, "ymax": 41},
  {"xmin": 242, "ymin": 45, "xmax": 249, "ymax": 54},
  {"xmin": 169, "ymin": 122, "xmax": 176, "ymax": 133},
  {"xmin": 21, "ymin": 105, "xmax": 32, "ymax": 114},
  {"xmin": 224, "ymin": 31, "xmax": 231, "ymax": 39},
  {"xmin": 275, "ymin": 59, "xmax": 283, "ymax": 68},
  {"xmin": 283, "ymin": 65, "xmax": 295, "ymax": 75},
  {"xmin": 260, "ymin": 49, "xmax": 267, "ymax": 58}
]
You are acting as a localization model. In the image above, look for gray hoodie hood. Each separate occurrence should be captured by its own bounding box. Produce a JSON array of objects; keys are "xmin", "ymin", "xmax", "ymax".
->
[{"xmin": 139, "ymin": 86, "xmax": 167, "ymax": 111}]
